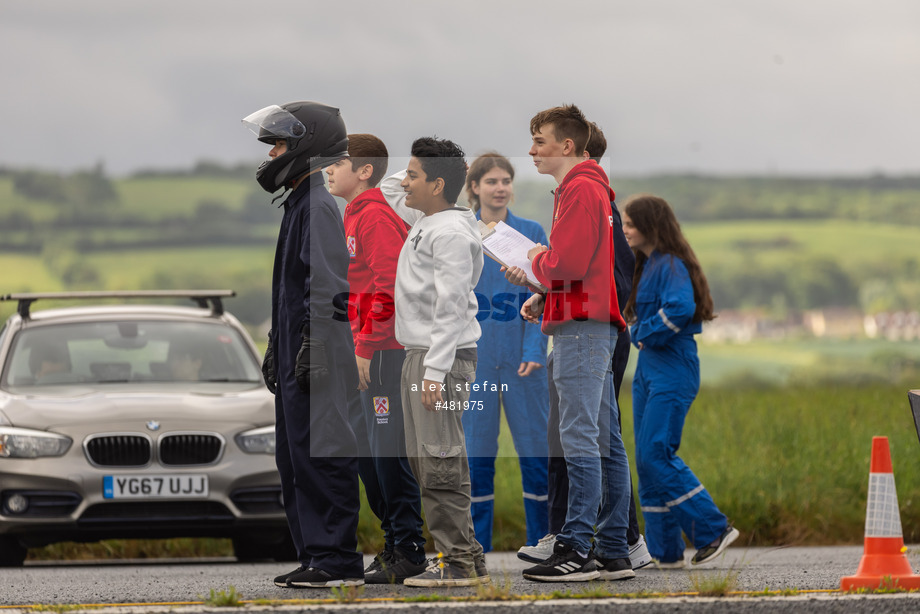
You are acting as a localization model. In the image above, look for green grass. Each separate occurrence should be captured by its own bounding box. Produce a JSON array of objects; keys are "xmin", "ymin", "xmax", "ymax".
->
[
  {"xmin": 329, "ymin": 584, "xmax": 365, "ymax": 603},
  {"xmin": 29, "ymin": 605, "xmax": 85, "ymax": 613},
  {"xmin": 0, "ymin": 254, "xmax": 65, "ymax": 295},
  {"xmin": 81, "ymin": 246, "xmax": 274, "ymax": 288},
  {"xmin": 617, "ymin": 336, "xmax": 920, "ymax": 388},
  {"xmin": 1, "ymin": 247, "xmax": 271, "ymax": 289},
  {"xmin": 644, "ymin": 382, "xmax": 920, "ymax": 545},
  {"xmin": 689, "ymin": 565, "xmax": 741, "ymax": 596},
  {"xmin": 686, "ymin": 219, "xmax": 918, "ymax": 273},
  {"xmin": 696, "ymin": 338, "xmax": 920, "ymax": 385},
  {"xmin": 364, "ymin": 379, "xmax": 920, "ymax": 553},
  {"xmin": 27, "ymin": 538, "xmax": 232, "ymax": 561},
  {"xmin": 202, "ymin": 586, "xmax": 243, "ymax": 607}
]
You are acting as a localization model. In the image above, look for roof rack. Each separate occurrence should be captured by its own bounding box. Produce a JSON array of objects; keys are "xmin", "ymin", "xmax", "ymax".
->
[{"xmin": 0, "ymin": 290, "xmax": 236, "ymax": 320}]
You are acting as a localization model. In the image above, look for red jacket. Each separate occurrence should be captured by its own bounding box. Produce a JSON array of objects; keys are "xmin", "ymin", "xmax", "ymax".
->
[
  {"xmin": 343, "ymin": 188, "xmax": 409, "ymax": 358},
  {"xmin": 531, "ymin": 161, "xmax": 627, "ymax": 334}
]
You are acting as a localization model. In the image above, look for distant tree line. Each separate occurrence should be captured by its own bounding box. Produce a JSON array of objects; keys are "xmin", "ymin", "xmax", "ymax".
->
[
  {"xmin": 0, "ymin": 163, "xmax": 278, "ymax": 253},
  {"xmin": 10, "ymin": 163, "xmax": 119, "ymax": 207},
  {"xmin": 612, "ymin": 174, "xmax": 920, "ymax": 225},
  {"xmin": 499, "ymin": 172, "xmax": 920, "ymax": 231},
  {"xmin": 129, "ymin": 160, "xmax": 255, "ymax": 181}
]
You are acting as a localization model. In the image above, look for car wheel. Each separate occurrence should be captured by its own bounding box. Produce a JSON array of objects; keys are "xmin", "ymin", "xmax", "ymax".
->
[
  {"xmin": 0, "ymin": 536, "xmax": 28, "ymax": 567},
  {"xmin": 233, "ymin": 532, "xmax": 296, "ymax": 562}
]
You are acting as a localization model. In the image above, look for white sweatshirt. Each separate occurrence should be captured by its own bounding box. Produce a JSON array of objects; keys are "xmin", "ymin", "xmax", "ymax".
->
[{"xmin": 394, "ymin": 206, "xmax": 483, "ymax": 382}]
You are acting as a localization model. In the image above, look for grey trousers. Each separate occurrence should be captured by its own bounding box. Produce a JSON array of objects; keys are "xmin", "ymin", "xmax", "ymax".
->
[{"xmin": 401, "ymin": 349, "xmax": 483, "ymax": 570}]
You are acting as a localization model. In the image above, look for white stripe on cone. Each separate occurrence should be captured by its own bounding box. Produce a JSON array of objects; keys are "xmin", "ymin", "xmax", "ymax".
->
[{"xmin": 865, "ymin": 472, "xmax": 903, "ymax": 538}]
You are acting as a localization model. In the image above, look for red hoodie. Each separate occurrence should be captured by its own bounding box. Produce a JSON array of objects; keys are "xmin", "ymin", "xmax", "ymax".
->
[
  {"xmin": 343, "ymin": 187, "xmax": 409, "ymax": 358},
  {"xmin": 531, "ymin": 160, "xmax": 627, "ymax": 334}
]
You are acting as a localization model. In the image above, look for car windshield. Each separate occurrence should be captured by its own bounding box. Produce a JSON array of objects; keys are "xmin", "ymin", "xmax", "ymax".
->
[{"xmin": 1, "ymin": 320, "xmax": 261, "ymax": 387}]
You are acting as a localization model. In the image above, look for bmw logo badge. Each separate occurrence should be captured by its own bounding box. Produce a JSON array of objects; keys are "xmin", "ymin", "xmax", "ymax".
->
[{"xmin": 146, "ymin": 420, "xmax": 161, "ymax": 431}]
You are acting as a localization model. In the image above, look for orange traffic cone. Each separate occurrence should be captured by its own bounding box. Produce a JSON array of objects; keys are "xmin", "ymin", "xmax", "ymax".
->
[{"xmin": 840, "ymin": 436, "xmax": 920, "ymax": 590}]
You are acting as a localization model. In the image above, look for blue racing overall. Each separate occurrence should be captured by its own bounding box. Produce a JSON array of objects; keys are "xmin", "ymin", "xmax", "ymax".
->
[
  {"xmin": 463, "ymin": 210, "xmax": 550, "ymax": 551},
  {"xmin": 631, "ymin": 251, "xmax": 728, "ymax": 563}
]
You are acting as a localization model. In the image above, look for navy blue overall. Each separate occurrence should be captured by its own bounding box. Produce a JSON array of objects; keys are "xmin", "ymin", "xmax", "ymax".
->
[{"xmin": 270, "ymin": 172, "xmax": 363, "ymax": 578}]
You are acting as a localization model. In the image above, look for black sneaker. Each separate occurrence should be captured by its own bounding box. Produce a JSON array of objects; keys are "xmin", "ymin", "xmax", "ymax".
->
[
  {"xmin": 273, "ymin": 565, "xmax": 305, "ymax": 587},
  {"xmin": 691, "ymin": 525, "xmax": 740, "ymax": 566},
  {"xmin": 287, "ymin": 567, "xmax": 364, "ymax": 588},
  {"xmin": 404, "ymin": 554, "xmax": 489, "ymax": 587},
  {"xmin": 364, "ymin": 550, "xmax": 392, "ymax": 575},
  {"xmin": 595, "ymin": 556, "xmax": 636, "ymax": 581},
  {"xmin": 365, "ymin": 548, "xmax": 428, "ymax": 584},
  {"xmin": 522, "ymin": 541, "xmax": 599, "ymax": 582}
]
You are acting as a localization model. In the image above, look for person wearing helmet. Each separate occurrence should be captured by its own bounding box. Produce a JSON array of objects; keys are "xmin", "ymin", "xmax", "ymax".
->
[
  {"xmin": 242, "ymin": 101, "xmax": 363, "ymax": 589},
  {"xmin": 243, "ymin": 102, "xmax": 350, "ymax": 195}
]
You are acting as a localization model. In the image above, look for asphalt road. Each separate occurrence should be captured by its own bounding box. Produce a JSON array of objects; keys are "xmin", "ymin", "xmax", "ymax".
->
[{"xmin": 2, "ymin": 547, "xmax": 920, "ymax": 612}]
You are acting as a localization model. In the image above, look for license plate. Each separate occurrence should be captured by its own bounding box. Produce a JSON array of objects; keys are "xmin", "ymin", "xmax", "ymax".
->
[{"xmin": 103, "ymin": 474, "xmax": 209, "ymax": 499}]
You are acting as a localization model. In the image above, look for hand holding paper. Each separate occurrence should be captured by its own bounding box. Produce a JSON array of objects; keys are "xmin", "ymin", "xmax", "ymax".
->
[
  {"xmin": 479, "ymin": 220, "xmax": 548, "ymax": 292},
  {"xmin": 527, "ymin": 243, "xmax": 548, "ymax": 260}
]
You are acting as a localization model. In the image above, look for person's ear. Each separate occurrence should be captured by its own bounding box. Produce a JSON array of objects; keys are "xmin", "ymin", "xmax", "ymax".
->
[
  {"xmin": 432, "ymin": 177, "xmax": 445, "ymax": 197},
  {"xmin": 563, "ymin": 138, "xmax": 576, "ymax": 156},
  {"xmin": 358, "ymin": 164, "xmax": 374, "ymax": 182},
  {"xmin": 471, "ymin": 181, "xmax": 481, "ymax": 196}
]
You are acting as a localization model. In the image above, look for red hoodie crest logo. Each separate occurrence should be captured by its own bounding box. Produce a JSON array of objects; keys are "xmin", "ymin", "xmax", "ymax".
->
[{"xmin": 347, "ymin": 236, "xmax": 356, "ymax": 257}]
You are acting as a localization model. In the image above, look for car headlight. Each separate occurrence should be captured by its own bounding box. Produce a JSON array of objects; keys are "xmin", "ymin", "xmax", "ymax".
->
[
  {"xmin": 236, "ymin": 425, "xmax": 275, "ymax": 454},
  {"xmin": 0, "ymin": 427, "xmax": 72, "ymax": 458}
]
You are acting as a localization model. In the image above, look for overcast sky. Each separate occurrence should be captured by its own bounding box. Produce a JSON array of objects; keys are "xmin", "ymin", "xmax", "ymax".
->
[{"xmin": 2, "ymin": 0, "xmax": 918, "ymax": 178}]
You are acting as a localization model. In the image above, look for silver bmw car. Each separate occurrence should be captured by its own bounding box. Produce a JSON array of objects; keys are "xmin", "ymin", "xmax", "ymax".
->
[{"xmin": 0, "ymin": 291, "xmax": 293, "ymax": 566}]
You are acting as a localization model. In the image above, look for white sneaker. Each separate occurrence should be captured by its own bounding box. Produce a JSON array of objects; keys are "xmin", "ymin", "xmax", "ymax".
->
[
  {"xmin": 652, "ymin": 557, "xmax": 686, "ymax": 570},
  {"xmin": 517, "ymin": 533, "xmax": 556, "ymax": 563},
  {"xmin": 628, "ymin": 534, "xmax": 653, "ymax": 570}
]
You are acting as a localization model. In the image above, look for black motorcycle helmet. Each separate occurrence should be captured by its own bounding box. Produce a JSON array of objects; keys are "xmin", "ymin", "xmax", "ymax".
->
[{"xmin": 242, "ymin": 101, "xmax": 348, "ymax": 193}]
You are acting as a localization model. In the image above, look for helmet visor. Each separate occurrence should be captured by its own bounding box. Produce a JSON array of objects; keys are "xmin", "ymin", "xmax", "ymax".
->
[{"xmin": 242, "ymin": 105, "xmax": 307, "ymax": 143}]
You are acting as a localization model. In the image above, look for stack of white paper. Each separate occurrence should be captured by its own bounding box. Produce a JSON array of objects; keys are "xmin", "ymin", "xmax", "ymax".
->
[{"xmin": 479, "ymin": 220, "xmax": 547, "ymax": 292}]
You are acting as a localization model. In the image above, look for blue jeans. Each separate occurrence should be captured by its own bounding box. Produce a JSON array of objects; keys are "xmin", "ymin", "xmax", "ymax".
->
[{"xmin": 553, "ymin": 319, "xmax": 631, "ymax": 558}]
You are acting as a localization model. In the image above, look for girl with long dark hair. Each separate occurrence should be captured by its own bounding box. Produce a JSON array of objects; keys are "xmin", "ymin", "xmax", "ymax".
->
[{"xmin": 622, "ymin": 194, "xmax": 738, "ymax": 568}]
